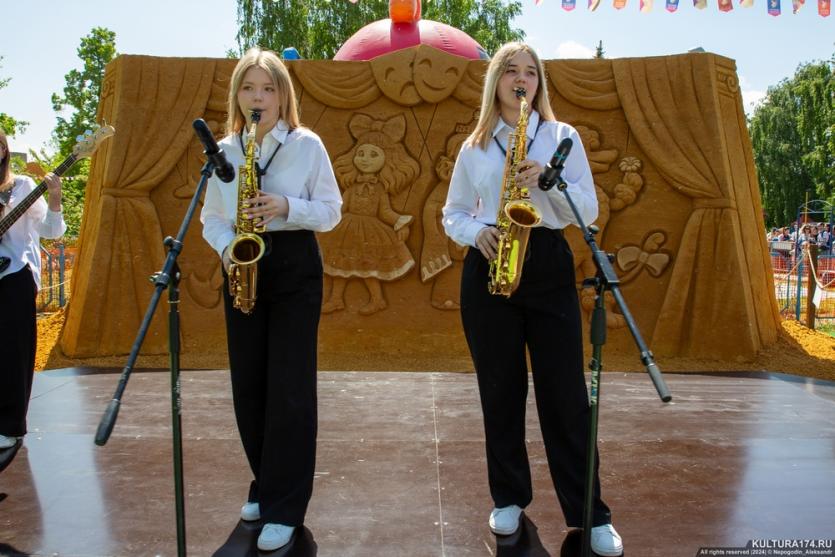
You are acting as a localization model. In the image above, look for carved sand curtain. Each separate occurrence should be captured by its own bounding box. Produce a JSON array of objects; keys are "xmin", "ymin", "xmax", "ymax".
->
[
  {"xmin": 551, "ymin": 53, "xmax": 780, "ymax": 359},
  {"xmin": 60, "ymin": 49, "xmax": 781, "ymax": 367},
  {"xmin": 62, "ymin": 56, "xmax": 218, "ymax": 356}
]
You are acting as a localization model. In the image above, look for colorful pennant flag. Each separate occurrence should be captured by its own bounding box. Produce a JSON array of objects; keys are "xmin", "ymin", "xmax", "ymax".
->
[{"xmin": 528, "ymin": 0, "xmax": 829, "ymax": 14}]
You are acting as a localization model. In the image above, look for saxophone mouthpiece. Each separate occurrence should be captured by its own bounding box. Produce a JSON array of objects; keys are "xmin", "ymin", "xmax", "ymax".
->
[
  {"xmin": 250, "ymin": 110, "xmax": 262, "ymax": 123},
  {"xmin": 514, "ymin": 87, "xmax": 527, "ymax": 99}
]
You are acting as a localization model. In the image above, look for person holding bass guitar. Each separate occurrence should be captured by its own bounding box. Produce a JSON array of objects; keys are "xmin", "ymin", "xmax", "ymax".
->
[{"xmin": 0, "ymin": 130, "xmax": 66, "ymax": 472}]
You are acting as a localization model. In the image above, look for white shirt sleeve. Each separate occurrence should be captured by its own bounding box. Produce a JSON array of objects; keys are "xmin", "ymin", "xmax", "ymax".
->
[
  {"xmin": 442, "ymin": 148, "xmax": 488, "ymax": 247},
  {"xmin": 200, "ymin": 175, "xmax": 236, "ymax": 259},
  {"xmin": 285, "ymin": 137, "xmax": 342, "ymax": 232},
  {"xmin": 36, "ymin": 208, "xmax": 68, "ymax": 239},
  {"xmin": 544, "ymin": 127, "xmax": 598, "ymax": 228}
]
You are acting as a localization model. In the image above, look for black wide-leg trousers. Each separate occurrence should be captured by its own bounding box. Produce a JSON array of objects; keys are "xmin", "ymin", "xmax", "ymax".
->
[
  {"xmin": 222, "ymin": 230, "xmax": 323, "ymax": 527},
  {"xmin": 460, "ymin": 227, "xmax": 612, "ymax": 528},
  {"xmin": 0, "ymin": 266, "xmax": 37, "ymax": 438}
]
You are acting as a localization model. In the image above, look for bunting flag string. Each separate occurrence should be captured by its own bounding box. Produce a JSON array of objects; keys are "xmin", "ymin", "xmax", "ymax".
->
[{"xmin": 533, "ymin": 0, "xmax": 829, "ymax": 13}]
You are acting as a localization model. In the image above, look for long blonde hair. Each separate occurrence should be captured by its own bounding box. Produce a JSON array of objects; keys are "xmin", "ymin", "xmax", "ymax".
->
[
  {"xmin": 466, "ymin": 42, "xmax": 556, "ymax": 150},
  {"xmin": 0, "ymin": 130, "xmax": 12, "ymax": 189},
  {"xmin": 225, "ymin": 47, "xmax": 300, "ymax": 136}
]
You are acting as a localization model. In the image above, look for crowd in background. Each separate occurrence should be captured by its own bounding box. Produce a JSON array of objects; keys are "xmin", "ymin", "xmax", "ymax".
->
[{"xmin": 767, "ymin": 221, "xmax": 833, "ymax": 255}]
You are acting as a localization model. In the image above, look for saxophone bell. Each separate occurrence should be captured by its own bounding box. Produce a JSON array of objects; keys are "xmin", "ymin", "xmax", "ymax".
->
[
  {"xmin": 504, "ymin": 199, "xmax": 541, "ymax": 227},
  {"xmin": 229, "ymin": 233, "xmax": 266, "ymax": 266}
]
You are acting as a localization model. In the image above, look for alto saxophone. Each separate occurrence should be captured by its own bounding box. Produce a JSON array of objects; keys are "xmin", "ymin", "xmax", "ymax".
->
[
  {"xmin": 488, "ymin": 88, "xmax": 542, "ymax": 297},
  {"xmin": 228, "ymin": 110, "xmax": 267, "ymax": 314}
]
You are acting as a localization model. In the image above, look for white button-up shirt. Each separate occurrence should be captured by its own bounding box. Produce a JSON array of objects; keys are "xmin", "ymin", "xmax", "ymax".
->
[
  {"xmin": 442, "ymin": 111, "xmax": 598, "ymax": 248},
  {"xmin": 201, "ymin": 120, "xmax": 343, "ymax": 258},
  {"xmin": 0, "ymin": 176, "xmax": 67, "ymax": 290}
]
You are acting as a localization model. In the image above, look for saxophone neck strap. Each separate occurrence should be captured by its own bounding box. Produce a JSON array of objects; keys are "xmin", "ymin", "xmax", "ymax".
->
[
  {"xmin": 238, "ymin": 130, "xmax": 291, "ymax": 188},
  {"xmin": 492, "ymin": 118, "xmax": 544, "ymax": 158}
]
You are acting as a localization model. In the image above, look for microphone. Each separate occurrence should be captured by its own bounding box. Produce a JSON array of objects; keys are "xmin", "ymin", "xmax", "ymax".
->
[
  {"xmin": 538, "ymin": 137, "xmax": 573, "ymax": 191},
  {"xmin": 193, "ymin": 119, "xmax": 236, "ymax": 183}
]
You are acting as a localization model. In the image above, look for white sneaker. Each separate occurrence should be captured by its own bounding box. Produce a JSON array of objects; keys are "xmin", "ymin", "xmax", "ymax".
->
[
  {"xmin": 591, "ymin": 523, "xmax": 623, "ymax": 556},
  {"xmin": 240, "ymin": 501, "xmax": 260, "ymax": 522},
  {"xmin": 0, "ymin": 434, "xmax": 18, "ymax": 450},
  {"xmin": 257, "ymin": 523, "xmax": 295, "ymax": 551},
  {"xmin": 488, "ymin": 504, "xmax": 523, "ymax": 535}
]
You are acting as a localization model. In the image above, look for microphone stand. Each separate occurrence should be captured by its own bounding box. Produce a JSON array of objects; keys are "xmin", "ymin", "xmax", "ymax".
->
[
  {"xmin": 95, "ymin": 159, "xmax": 218, "ymax": 557},
  {"xmin": 549, "ymin": 177, "xmax": 672, "ymax": 557}
]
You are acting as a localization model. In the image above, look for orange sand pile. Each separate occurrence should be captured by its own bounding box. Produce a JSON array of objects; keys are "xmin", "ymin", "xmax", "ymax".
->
[{"xmin": 37, "ymin": 310, "xmax": 834, "ymax": 380}]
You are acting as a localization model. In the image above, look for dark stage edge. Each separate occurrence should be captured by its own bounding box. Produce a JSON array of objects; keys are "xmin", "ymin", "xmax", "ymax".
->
[{"xmin": 1, "ymin": 370, "xmax": 833, "ymax": 556}]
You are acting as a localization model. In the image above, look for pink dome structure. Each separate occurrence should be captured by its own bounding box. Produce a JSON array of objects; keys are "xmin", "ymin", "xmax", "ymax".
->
[{"xmin": 333, "ymin": 0, "xmax": 488, "ymax": 61}]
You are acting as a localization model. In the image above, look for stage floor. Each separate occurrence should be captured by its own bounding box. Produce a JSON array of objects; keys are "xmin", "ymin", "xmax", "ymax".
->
[{"xmin": 1, "ymin": 369, "xmax": 833, "ymax": 556}]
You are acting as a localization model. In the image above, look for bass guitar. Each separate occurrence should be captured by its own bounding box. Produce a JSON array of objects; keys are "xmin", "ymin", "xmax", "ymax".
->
[{"xmin": 0, "ymin": 124, "xmax": 115, "ymax": 238}]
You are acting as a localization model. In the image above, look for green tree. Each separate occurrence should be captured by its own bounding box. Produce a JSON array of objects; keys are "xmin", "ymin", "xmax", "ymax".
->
[
  {"xmin": 236, "ymin": 0, "xmax": 524, "ymax": 59},
  {"xmin": 0, "ymin": 56, "xmax": 29, "ymax": 136},
  {"xmin": 749, "ymin": 55, "xmax": 834, "ymax": 227},
  {"xmin": 51, "ymin": 27, "xmax": 117, "ymax": 158},
  {"xmin": 47, "ymin": 27, "xmax": 117, "ymax": 238},
  {"xmin": 595, "ymin": 40, "xmax": 605, "ymax": 59}
]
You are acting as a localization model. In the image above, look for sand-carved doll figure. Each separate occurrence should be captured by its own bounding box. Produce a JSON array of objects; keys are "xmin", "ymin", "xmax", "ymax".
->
[{"xmin": 320, "ymin": 113, "xmax": 420, "ymax": 315}]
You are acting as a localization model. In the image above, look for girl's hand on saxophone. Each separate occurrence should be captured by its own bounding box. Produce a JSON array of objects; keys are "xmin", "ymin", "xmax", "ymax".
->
[
  {"xmin": 244, "ymin": 192, "xmax": 289, "ymax": 226},
  {"xmin": 517, "ymin": 159, "xmax": 543, "ymax": 189},
  {"xmin": 476, "ymin": 226, "xmax": 501, "ymax": 260}
]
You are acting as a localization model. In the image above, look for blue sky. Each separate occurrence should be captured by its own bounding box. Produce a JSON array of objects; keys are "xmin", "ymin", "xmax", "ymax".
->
[{"xmin": 0, "ymin": 0, "xmax": 831, "ymax": 153}]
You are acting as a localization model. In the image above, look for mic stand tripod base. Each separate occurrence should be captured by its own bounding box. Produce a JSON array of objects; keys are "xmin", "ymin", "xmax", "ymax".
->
[
  {"xmin": 551, "ymin": 175, "xmax": 665, "ymax": 557},
  {"xmin": 577, "ymin": 270, "xmax": 623, "ymax": 557},
  {"xmin": 94, "ymin": 161, "xmax": 216, "ymax": 557},
  {"xmin": 158, "ymin": 244, "xmax": 187, "ymax": 557}
]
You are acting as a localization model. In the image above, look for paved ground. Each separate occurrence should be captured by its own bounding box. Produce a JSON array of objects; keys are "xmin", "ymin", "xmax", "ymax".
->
[{"xmin": 1, "ymin": 369, "xmax": 834, "ymax": 556}]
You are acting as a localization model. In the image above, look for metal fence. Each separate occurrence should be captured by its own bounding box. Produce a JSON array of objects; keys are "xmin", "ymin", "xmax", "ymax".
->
[
  {"xmin": 37, "ymin": 243, "xmax": 75, "ymax": 313},
  {"xmin": 771, "ymin": 246, "xmax": 835, "ymax": 330},
  {"xmin": 34, "ymin": 241, "xmax": 835, "ymax": 332}
]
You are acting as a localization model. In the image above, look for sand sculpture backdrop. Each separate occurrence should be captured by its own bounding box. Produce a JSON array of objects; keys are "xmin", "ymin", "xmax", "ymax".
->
[{"xmin": 59, "ymin": 46, "xmax": 781, "ymax": 369}]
